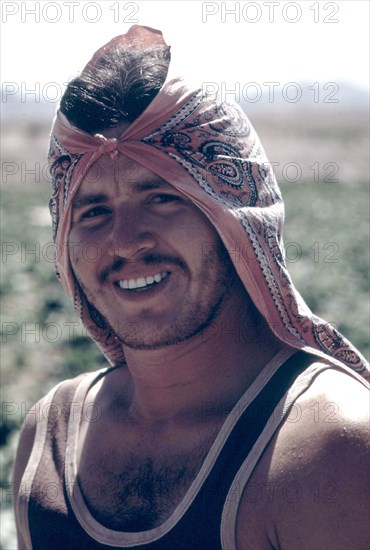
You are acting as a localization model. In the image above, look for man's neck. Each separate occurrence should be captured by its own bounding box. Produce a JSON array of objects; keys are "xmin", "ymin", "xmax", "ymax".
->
[{"xmin": 104, "ymin": 286, "xmax": 286, "ymax": 425}]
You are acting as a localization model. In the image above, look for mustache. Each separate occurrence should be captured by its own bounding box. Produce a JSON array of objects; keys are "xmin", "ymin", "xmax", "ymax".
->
[{"xmin": 99, "ymin": 253, "xmax": 187, "ymax": 284}]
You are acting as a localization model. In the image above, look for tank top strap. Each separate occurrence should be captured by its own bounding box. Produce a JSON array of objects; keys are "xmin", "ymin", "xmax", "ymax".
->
[{"xmin": 17, "ymin": 368, "xmax": 110, "ymax": 549}]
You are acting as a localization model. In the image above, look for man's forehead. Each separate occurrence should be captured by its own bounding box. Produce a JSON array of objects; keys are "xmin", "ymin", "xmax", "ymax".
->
[
  {"xmin": 84, "ymin": 153, "xmax": 159, "ymax": 180},
  {"xmin": 82, "ymin": 153, "xmax": 174, "ymax": 187},
  {"xmin": 74, "ymin": 156, "xmax": 175, "ymax": 207}
]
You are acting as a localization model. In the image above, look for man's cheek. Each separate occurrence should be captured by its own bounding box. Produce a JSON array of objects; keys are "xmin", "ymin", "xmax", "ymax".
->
[
  {"xmin": 68, "ymin": 238, "xmax": 83, "ymax": 267},
  {"xmin": 69, "ymin": 239, "xmax": 102, "ymax": 272}
]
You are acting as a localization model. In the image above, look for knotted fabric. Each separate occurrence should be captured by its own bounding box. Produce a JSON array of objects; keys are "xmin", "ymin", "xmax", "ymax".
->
[{"xmin": 48, "ymin": 25, "xmax": 369, "ymax": 377}]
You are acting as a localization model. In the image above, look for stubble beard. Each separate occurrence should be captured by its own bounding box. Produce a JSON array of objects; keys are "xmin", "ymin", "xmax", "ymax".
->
[
  {"xmin": 119, "ymin": 282, "xmax": 231, "ymax": 351},
  {"xmin": 117, "ymin": 243, "xmax": 237, "ymax": 350},
  {"xmin": 78, "ymin": 242, "xmax": 238, "ymax": 351}
]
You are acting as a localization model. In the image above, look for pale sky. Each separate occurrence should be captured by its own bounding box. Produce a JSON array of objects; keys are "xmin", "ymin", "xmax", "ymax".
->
[{"xmin": 1, "ymin": 0, "xmax": 369, "ymax": 95}]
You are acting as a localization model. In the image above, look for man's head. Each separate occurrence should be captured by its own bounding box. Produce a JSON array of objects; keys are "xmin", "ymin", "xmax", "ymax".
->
[
  {"xmin": 59, "ymin": 39, "xmax": 246, "ymax": 350},
  {"xmin": 69, "ymin": 151, "xmax": 243, "ymax": 350},
  {"xmin": 48, "ymin": 25, "xmax": 368, "ymax": 375}
]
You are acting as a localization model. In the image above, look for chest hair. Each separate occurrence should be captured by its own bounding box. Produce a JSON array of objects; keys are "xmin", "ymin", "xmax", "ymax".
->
[{"xmin": 79, "ymin": 447, "xmax": 209, "ymax": 531}]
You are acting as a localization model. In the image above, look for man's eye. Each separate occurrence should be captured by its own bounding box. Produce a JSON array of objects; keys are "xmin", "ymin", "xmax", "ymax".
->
[
  {"xmin": 81, "ymin": 206, "xmax": 110, "ymax": 219},
  {"xmin": 150, "ymin": 194, "xmax": 180, "ymax": 204}
]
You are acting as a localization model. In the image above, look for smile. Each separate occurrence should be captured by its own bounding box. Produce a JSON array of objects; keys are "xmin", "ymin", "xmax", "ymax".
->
[{"xmin": 116, "ymin": 271, "xmax": 170, "ymax": 291}]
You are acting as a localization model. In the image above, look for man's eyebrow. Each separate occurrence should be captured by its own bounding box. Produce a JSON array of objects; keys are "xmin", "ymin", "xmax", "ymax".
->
[{"xmin": 133, "ymin": 180, "xmax": 172, "ymax": 192}]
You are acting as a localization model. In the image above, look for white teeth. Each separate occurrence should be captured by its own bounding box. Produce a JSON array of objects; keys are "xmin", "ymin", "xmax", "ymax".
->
[
  {"xmin": 118, "ymin": 271, "xmax": 169, "ymax": 290},
  {"xmin": 128, "ymin": 279, "xmax": 136, "ymax": 289},
  {"xmin": 136, "ymin": 277, "xmax": 147, "ymax": 288}
]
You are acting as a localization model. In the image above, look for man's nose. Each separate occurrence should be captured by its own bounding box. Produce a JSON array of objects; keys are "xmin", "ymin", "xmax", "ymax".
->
[{"xmin": 107, "ymin": 206, "xmax": 157, "ymax": 260}]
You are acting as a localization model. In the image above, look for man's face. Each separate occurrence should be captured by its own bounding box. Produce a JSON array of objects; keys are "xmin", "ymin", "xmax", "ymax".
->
[{"xmin": 69, "ymin": 153, "xmax": 238, "ymax": 350}]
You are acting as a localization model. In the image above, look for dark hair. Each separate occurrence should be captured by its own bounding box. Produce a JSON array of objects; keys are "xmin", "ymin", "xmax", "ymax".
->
[{"xmin": 60, "ymin": 46, "xmax": 170, "ymax": 134}]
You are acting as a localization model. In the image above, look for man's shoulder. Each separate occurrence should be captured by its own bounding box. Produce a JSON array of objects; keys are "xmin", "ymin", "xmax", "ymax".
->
[
  {"xmin": 236, "ymin": 364, "xmax": 370, "ymax": 549},
  {"xmin": 14, "ymin": 368, "xmax": 105, "ymax": 482},
  {"xmin": 271, "ymin": 364, "xmax": 369, "ymax": 488},
  {"xmin": 267, "ymin": 360, "xmax": 369, "ymax": 469},
  {"xmin": 285, "ymin": 362, "xmax": 369, "ymax": 439}
]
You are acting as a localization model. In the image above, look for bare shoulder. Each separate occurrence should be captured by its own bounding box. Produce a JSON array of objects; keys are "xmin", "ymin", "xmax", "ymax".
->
[
  {"xmin": 282, "ymin": 365, "xmax": 369, "ymax": 447},
  {"xmin": 13, "ymin": 370, "xmax": 91, "ymax": 492},
  {"xmin": 236, "ymin": 365, "xmax": 370, "ymax": 550}
]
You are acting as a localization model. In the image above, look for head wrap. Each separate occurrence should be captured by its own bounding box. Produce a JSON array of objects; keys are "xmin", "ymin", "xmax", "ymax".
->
[{"xmin": 48, "ymin": 25, "xmax": 369, "ymax": 378}]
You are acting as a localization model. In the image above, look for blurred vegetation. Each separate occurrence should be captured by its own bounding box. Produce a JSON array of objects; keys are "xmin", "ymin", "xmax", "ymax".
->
[{"xmin": 281, "ymin": 180, "xmax": 369, "ymax": 353}]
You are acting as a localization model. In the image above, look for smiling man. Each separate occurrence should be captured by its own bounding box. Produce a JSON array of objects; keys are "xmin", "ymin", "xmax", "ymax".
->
[
  {"xmin": 13, "ymin": 25, "xmax": 369, "ymax": 550},
  {"xmin": 69, "ymin": 156, "xmax": 240, "ymax": 350}
]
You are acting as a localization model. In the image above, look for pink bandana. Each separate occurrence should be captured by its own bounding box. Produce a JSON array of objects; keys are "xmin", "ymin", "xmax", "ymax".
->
[{"xmin": 48, "ymin": 25, "xmax": 369, "ymax": 378}]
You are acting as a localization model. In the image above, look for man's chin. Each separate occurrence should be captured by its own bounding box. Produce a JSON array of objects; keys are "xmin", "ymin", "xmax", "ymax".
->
[
  {"xmin": 116, "ymin": 308, "xmax": 224, "ymax": 352},
  {"xmin": 117, "ymin": 324, "xmax": 205, "ymax": 351}
]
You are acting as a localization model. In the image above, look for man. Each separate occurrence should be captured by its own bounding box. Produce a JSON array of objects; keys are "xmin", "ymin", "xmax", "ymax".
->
[{"xmin": 14, "ymin": 25, "xmax": 369, "ymax": 549}]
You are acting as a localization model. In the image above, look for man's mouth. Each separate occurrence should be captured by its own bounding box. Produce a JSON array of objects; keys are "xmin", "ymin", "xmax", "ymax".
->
[{"xmin": 115, "ymin": 271, "xmax": 170, "ymax": 292}]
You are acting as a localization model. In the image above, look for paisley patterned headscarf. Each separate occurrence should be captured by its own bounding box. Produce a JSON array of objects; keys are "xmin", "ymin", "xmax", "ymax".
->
[{"xmin": 48, "ymin": 25, "xmax": 369, "ymax": 378}]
